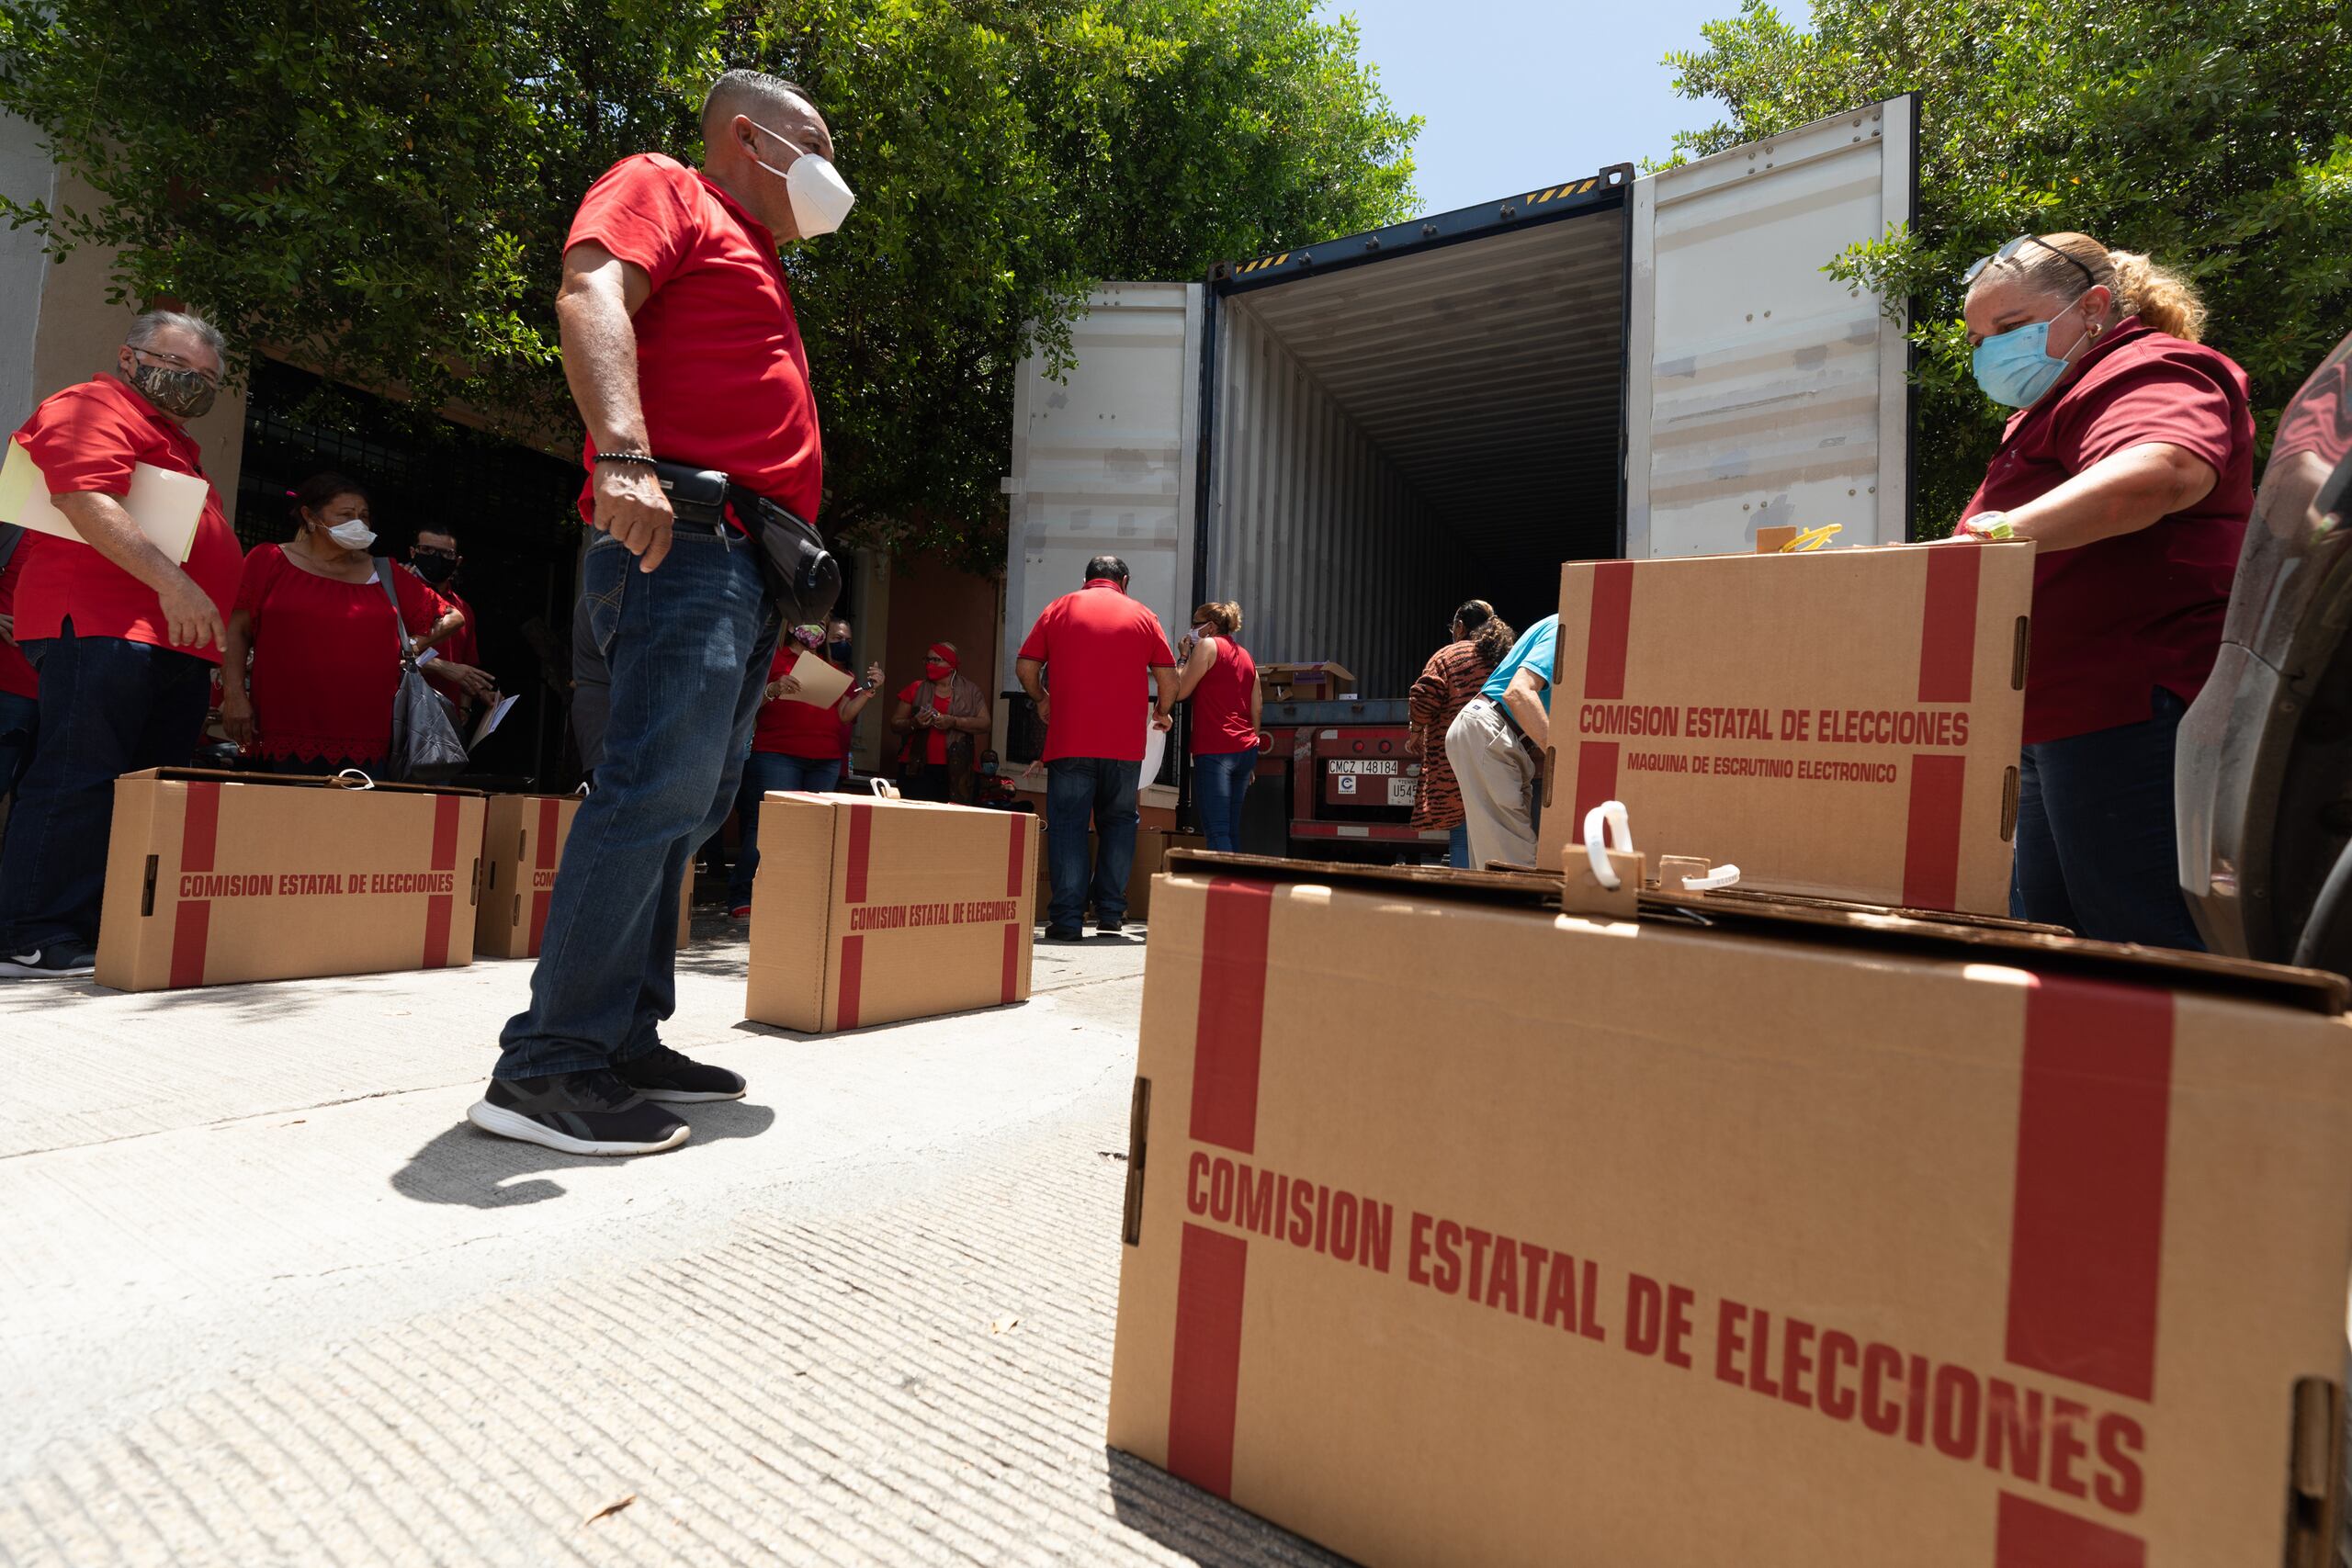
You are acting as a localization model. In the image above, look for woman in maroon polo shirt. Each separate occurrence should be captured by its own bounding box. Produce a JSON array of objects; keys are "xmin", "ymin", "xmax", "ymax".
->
[{"xmin": 1951, "ymin": 231, "xmax": 2254, "ymax": 947}]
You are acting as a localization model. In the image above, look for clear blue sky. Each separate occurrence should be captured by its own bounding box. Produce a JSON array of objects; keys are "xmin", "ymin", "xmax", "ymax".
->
[{"xmin": 1320, "ymin": 0, "xmax": 1792, "ymax": 217}]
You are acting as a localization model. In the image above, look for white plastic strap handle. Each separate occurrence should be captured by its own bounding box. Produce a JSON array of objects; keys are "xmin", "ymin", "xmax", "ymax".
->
[
  {"xmin": 332, "ymin": 768, "xmax": 377, "ymax": 791},
  {"xmin": 868, "ymin": 777, "xmax": 901, "ymax": 800},
  {"xmin": 1582, "ymin": 800, "xmax": 1634, "ymax": 891},
  {"xmin": 1682, "ymin": 863, "xmax": 1742, "ymax": 892}
]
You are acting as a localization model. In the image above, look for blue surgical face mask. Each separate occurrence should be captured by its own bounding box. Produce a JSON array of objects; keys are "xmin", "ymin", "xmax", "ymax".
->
[
  {"xmin": 1973, "ymin": 298, "xmax": 2087, "ymax": 409},
  {"xmin": 829, "ymin": 639, "xmax": 854, "ymax": 665}
]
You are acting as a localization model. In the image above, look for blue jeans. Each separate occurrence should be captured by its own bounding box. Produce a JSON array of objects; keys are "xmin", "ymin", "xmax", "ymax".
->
[
  {"xmin": 1047, "ymin": 757, "xmax": 1141, "ymax": 930},
  {"xmin": 2011, "ymin": 686, "xmax": 2204, "ymax": 950},
  {"xmin": 0, "ymin": 689, "xmax": 36, "ymax": 807},
  {"xmin": 495, "ymin": 528, "xmax": 777, "ymax": 1078},
  {"xmin": 729, "ymin": 749, "xmax": 842, "ymax": 907},
  {"xmin": 1193, "ymin": 749, "xmax": 1255, "ymax": 853},
  {"xmin": 1448, "ymin": 824, "xmax": 1470, "ymax": 869},
  {"xmin": 0, "ymin": 626, "xmax": 211, "ymax": 952}
]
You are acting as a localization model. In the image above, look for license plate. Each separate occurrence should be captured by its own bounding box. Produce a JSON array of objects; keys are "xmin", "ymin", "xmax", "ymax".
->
[
  {"xmin": 1387, "ymin": 777, "xmax": 1417, "ymax": 807},
  {"xmin": 1329, "ymin": 759, "xmax": 1400, "ymax": 775}
]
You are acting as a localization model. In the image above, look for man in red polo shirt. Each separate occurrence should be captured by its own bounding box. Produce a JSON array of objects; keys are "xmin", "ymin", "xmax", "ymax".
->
[
  {"xmin": 403, "ymin": 524, "xmax": 497, "ymax": 732},
  {"xmin": 472, "ymin": 69, "xmax": 854, "ymax": 1157},
  {"xmin": 1015, "ymin": 555, "xmax": 1178, "ymax": 940},
  {"xmin": 0, "ymin": 310, "xmax": 243, "ymax": 979}
]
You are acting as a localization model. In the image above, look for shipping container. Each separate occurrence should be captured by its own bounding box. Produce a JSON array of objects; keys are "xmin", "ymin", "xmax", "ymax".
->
[{"xmin": 1000, "ymin": 96, "xmax": 1920, "ymax": 701}]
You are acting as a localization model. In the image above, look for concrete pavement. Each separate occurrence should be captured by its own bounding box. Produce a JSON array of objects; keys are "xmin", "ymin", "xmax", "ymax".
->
[{"xmin": 0, "ymin": 914, "xmax": 1343, "ymax": 1567}]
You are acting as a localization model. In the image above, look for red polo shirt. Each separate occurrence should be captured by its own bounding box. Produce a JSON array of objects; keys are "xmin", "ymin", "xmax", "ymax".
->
[
  {"xmin": 1960, "ymin": 317, "xmax": 2253, "ymax": 744},
  {"xmin": 1017, "ymin": 579, "xmax": 1176, "ymax": 762},
  {"xmin": 753, "ymin": 646, "xmax": 851, "ymax": 760},
  {"xmin": 566, "ymin": 153, "xmax": 821, "ymax": 522},
  {"xmin": 429, "ymin": 581, "xmax": 480, "ymax": 668},
  {"xmin": 11, "ymin": 376, "xmax": 244, "ymax": 665}
]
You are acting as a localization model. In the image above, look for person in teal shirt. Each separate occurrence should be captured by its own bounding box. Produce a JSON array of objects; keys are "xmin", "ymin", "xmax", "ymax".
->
[{"xmin": 1446, "ymin": 614, "xmax": 1556, "ymax": 868}]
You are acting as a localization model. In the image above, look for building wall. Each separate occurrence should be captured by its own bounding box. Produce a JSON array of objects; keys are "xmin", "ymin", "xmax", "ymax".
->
[{"xmin": 1, "ymin": 121, "xmax": 248, "ymax": 500}]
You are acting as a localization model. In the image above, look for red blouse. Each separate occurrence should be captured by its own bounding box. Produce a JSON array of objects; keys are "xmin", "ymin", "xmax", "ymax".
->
[
  {"xmin": 1960, "ymin": 317, "xmax": 2254, "ymax": 744},
  {"xmin": 753, "ymin": 646, "xmax": 853, "ymax": 760},
  {"xmin": 235, "ymin": 545, "xmax": 449, "ymax": 762},
  {"xmin": 1189, "ymin": 636, "xmax": 1259, "ymax": 754},
  {"xmin": 898, "ymin": 681, "xmax": 953, "ymax": 764}
]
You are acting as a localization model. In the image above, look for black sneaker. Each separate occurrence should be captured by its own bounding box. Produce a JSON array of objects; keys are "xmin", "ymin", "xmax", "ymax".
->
[
  {"xmin": 614, "ymin": 1044, "xmax": 746, "ymax": 1103},
  {"xmin": 0, "ymin": 946, "xmax": 96, "ymax": 979},
  {"xmin": 466, "ymin": 1070, "xmax": 689, "ymax": 1156},
  {"xmin": 1043, "ymin": 925, "xmax": 1085, "ymax": 942},
  {"xmin": 1094, "ymin": 921, "xmax": 1126, "ymax": 938}
]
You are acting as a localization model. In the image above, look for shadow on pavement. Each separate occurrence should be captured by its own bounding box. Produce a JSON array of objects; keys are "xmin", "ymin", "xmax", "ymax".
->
[
  {"xmin": 388, "ymin": 1099, "xmax": 778, "ymax": 1209},
  {"xmin": 1103, "ymin": 1448, "xmax": 1353, "ymax": 1566}
]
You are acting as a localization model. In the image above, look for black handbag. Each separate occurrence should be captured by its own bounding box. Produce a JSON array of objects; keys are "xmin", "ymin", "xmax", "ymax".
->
[{"xmin": 650, "ymin": 460, "xmax": 840, "ymax": 628}]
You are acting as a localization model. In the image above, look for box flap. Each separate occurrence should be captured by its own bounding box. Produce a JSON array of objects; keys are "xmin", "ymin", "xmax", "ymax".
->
[
  {"xmin": 1162, "ymin": 850, "xmax": 2349, "ymax": 1016},
  {"xmin": 126, "ymin": 767, "xmax": 487, "ymax": 799}
]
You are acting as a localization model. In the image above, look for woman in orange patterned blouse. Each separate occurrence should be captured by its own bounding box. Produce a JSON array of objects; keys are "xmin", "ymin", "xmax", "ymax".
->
[{"xmin": 1408, "ymin": 600, "xmax": 1516, "ymax": 867}]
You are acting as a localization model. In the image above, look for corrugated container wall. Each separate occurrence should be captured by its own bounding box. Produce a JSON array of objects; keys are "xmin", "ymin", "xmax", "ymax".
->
[{"xmin": 1202, "ymin": 299, "xmax": 1478, "ymax": 696}]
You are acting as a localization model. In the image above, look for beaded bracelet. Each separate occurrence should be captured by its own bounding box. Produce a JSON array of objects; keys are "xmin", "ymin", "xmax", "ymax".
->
[{"xmin": 593, "ymin": 450, "xmax": 660, "ymax": 468}]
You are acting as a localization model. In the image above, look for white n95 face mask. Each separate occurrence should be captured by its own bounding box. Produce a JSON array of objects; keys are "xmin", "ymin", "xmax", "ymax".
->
[
  {"xmin": 784, "ymin": 152, "xmax": 854, "ymax": 238},
  {"xmin": 327, "ymin": 519, "xmax": 378, "ymax": 550}
]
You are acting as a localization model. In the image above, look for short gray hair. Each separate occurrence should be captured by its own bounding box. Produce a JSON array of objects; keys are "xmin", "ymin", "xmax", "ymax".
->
[
  {"xmin": 126, "ymin": 309, "xmax": 226, "ymax": 362},
  {"xmin": 702, "ymin": 69, "xmax": 817, "ymax": 138}
]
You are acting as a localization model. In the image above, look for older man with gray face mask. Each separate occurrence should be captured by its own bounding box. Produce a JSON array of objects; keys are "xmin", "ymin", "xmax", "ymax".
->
[
  {"xmin": 0, "ymin": 310, "xmax": 244, "ymax": 979},
  {"xmin": 470, "ymin": 69, "xmax": 854, "ymax": 1157}
]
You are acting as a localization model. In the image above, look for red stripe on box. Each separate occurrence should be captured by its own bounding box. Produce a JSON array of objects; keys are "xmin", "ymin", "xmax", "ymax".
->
[
  {"xmin": 845, "ymin": 804, "xmax": 874, "ymax": 905},
  {"xmin": 1005, "ymin": 814, "xmax": 1026, "ymax": 898},
  {"xmin": 837, "ymin": 933, "xmax": 864, "ymax": 1029},
  {"xmin": 424, "ymin": 795, "xmax": 462, "ymax": 967},
  {"xmin": 1571, "ymin": 740, "xmax": 1620, "ymax": 832},
  {"xmin": 1917, "ymin": 546, "xmax": 1983, "ymax": 704},
  {"xmin": 181, "ymin": 781, "xmax": 221, "ymax": 873},
  {"xmin": 169, "ymin": 900, "xmax": 210, "ymax": 989},
  {"xmin": 1582, "ymin": 560, "xmax": 1634, "ymax": 700},
  {"xmin": 1166, "ymin": 1222, "xmax": 1250, "ymax": 1499},
  {"xmin": 1188, "ymin": 879, "xmax": 1273, "ymax": 1155},
  {"xmin": 2005, "ymin": 976, "xmax": 2173, "ymax": 1402},
  {"xmin": 1900, "ymin": 754, "xmax": 1968, "ymax": 911},
  {"xmin": 528, "ymin": 797, "xmax": 560, "ymax": 955},
  {"xmin": 1001, "ymin": 921, "xmax": 1020, "ymax": 1005},
  {"xmin": 1993, "ymin": 1493, "xmax": 2144, "ymax": 1567}
]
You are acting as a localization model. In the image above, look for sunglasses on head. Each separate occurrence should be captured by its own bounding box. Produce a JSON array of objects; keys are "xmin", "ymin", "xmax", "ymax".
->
[{"xmin": 1962, "ymin": 234, "xmax": 2099, "ymax": 289}]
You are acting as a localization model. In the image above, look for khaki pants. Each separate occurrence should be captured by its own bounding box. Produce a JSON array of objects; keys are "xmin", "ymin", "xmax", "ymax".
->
[{"xmin": 1445, "ymin": 697, "xmax": 1540, "ymax": 870}]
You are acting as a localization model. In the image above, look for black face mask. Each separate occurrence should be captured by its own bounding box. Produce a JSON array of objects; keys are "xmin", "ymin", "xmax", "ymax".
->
[
  {"xmin": 829, "ymin": 639, "xmax": 854, "ymax": 665},
  {"xmin": 411, "ymin": 552, "xmax": 458, "ymax": 587}
]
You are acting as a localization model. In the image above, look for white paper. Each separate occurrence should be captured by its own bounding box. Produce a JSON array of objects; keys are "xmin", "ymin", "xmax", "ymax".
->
[
  {"xmin": 470, "ymin": 693, "xmax": 520, "ymax": 750},
  {"xmin": 0, "ymin": 438, "xmax": 207, "ymax": 563},
  {"xmin": 782, "ymin": 657, "xmax": 853, "ymax": 707}
]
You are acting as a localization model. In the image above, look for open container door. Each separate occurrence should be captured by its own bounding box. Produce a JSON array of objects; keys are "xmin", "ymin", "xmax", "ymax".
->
[
  {"xmin": 1000, "ymin": 281, "xmax": 1201, "ymax": 701},
  {"xmin": 1626, "ymin": 96, "xmax": 1918, "ymax": 558}
]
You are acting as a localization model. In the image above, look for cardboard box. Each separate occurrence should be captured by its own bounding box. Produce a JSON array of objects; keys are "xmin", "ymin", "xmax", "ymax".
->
[
  {"xmin": 96, "ymin": 769, "xmax": 486, "ymax": 990},
  {"xmin": 746, "ymin": 794, "xmax": 1037, "ymax": 1032},
  {"xmin": 1258, "ymin": 661, "xmax": 1356, "ymax": 703},
  {"xmin": 1111, "ymin": 852, "xmax": 2352, "ymax": 1566},
  {"xmin": 1538, "ymin": 545, "xmax": 2033, "ymax": 914},
  {"xmin": 475, "ymin": 792, "xmax": 694, "ymax": 958},
  {"xmin": 1033, "ymin": 827, "xmax": 1205, "ymax": 923}
]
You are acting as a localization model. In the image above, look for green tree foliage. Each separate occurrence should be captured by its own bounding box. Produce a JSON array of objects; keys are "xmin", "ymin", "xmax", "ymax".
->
[
  {"xmin": 0, "ymin": 0, "xmax": 1416, "ymax": 563},
  {"xmin": 1664, "ymin": 0, "xmax": 2352, "ymax": 532}
]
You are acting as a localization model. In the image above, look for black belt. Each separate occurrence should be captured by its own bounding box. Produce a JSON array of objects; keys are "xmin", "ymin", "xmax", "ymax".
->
[{"xmin": 648, "ymin": 458, "xmax": 841, "ymax": 627}]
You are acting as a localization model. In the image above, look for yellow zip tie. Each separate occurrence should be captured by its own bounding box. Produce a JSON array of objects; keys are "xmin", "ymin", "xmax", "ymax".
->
[{"xmin": 1780, "ymin": 524, "xmax": 1844, "ymax": 552}]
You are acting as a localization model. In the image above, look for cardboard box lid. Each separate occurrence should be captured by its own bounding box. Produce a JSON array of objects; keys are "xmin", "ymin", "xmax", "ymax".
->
[
  {"xmin": 126, "ymin": 767, "xmax": 487, "ymax": 799},
  {"xmin": 1163, "ymin": 850, "xmax": 2348, "ymax": 1016}
]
